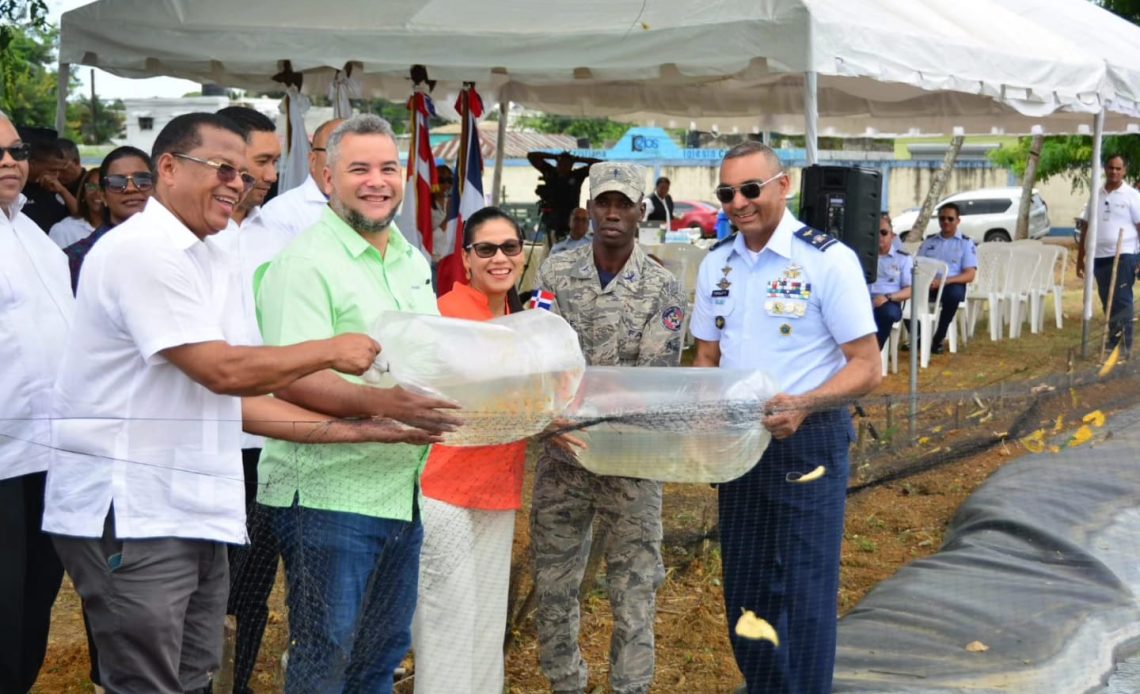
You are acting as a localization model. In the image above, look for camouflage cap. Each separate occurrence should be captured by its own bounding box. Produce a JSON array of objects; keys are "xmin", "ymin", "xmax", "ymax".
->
[{"xmin": 589, "ymin": 162, "xmax": 648, "ymax": 203}]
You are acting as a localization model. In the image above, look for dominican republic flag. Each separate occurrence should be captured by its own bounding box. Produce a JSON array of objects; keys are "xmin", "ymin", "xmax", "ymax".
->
[
  {"xmin": 395, "ymin": 87, "xmax": 437, "ymax": 257},
  {"xmin": 436, "ymin": 85, "xmax": 486, "ymax": 296},
  {"xmin": 529, "ymin": 289, "xmax": 555, "ymax": 311}
]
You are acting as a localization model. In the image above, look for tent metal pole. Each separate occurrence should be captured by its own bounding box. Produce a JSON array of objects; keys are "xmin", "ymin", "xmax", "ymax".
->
[
  {"xmin": 491, "ymin": 100, "xmax": 508, "ymax": 205},
  {"xmin": 803, "ymin": 71, "xmax": 819, "ymax": 165},
  {"xmin": 1081, "ymin": 108, "xmax": 1105, "ymax": 358},
  {"xmin": 55, "ymin": 62, "xmax": 71, "ymax": 134}
]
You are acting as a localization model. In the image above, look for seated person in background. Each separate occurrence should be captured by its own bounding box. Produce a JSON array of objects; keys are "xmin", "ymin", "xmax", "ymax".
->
[
  {"xmin": 56, "ymin": 138, "xmax": 87, "ymax": 201},
  {"xmin": 868, "ymin": 213, "xmax": 911, "ymax": 349},
  {"xmin": 917, "ymin": 202, "xmax": 976, "ymax": 355},
  {"xmin": 551, "ymin": 207, "xmax": 591, "ymax": 254},
  {"xmin": 48, "ymin": 168, "xmax": 103, "ymax": 249}
]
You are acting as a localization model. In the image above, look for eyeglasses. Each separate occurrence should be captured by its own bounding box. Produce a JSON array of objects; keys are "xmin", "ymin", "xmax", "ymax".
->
[
  {"xmin": 0, "ymin": 144, "xmax": 30, "ymax": 162},
  {"xmin": 466, "ymin": 240, "xmax": 524, "ymax": 258},
  {"xmin": 310, "ymin": 147, "xmax": 326, "ymax": 153},
  {"xmin": 83, "ymin": 182, "xmax": 101, "ymax": 193},
  {"xmin": 172, "ymin": 152, "xmax": 256, "ymax": 193},
  {"xmin": 103, "ymin": 172, "xmax": 154, "ymax": 193},
  {"xmin": 938, "ymin": 216, "xmax": 958, "ymax": 222},
  {"xmin": 714, "ymin": 172, "xmax": 786, "ymax": 204},
  {"xmin": 879, "ymin": 230, "xmax": 891, "ymax": 237}
]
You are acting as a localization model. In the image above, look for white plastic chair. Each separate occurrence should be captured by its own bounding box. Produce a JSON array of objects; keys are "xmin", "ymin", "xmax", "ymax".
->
[
  {"xmin": 1049, "ymin": 244, "xmax": 1069, "ymax": 330},
  {"xmin": 654, "ymin": 243, "xmax": 707, "ymax": 302},
  {"xmin": 900, "ymin": 257, "xmax": 948, "ymax": 368},
  {"xmin": 1027, "ymin": 245, "xmax": 1061, "ymax": 334},
  {"xmin": 966, "ymin": 244, "xmax": 1011, "ymax": 342},
  {"xmin": 1002, "ymin": 246, "xmax": 1043, "ymax": 339}
]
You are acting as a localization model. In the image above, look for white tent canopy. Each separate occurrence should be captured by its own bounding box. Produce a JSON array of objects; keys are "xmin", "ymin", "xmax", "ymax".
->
[{"xmin": 60, "ymin": 0, "xmax": 1117, "ymax": 138}]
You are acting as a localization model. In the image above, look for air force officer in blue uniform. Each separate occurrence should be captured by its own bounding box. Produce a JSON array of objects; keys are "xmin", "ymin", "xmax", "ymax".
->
[
  {"xmin": 869, "ymin": 214, "xmax": 912, "ymax": 348},
  {"xmin": 692, "ymin": 142, "xmax": 881, "ymax": 693}
]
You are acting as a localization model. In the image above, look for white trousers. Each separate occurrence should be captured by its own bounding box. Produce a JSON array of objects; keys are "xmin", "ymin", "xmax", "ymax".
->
[{"xmin": 412, "ymin": 495, "xmax": 517, "ymax": 694}]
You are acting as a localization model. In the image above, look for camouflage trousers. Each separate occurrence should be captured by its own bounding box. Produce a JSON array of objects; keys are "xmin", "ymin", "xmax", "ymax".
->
[{"xmin": 530, "ymin": 451, "xmax": 665, "ymax": 694}]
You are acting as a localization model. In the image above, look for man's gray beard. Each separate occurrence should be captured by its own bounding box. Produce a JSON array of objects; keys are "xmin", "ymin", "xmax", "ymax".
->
[{"xmin": 331, "ymin": 198, "xmax": 396, "ymax": 234}]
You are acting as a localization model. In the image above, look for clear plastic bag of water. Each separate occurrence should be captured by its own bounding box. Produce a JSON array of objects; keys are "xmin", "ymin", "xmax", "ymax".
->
[
  {"xmin": 370, "ymin": 310, "xmax": 586, "ymax": 446},
  {"xmin": 563, "ymin": 367, "xmax": 777, "ymax": 483}
]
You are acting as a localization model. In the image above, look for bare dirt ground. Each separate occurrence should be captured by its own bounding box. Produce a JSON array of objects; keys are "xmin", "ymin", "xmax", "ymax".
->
[{"xmin": 36, "ymin": 249, "xmax": 1138, "ymax": 694}]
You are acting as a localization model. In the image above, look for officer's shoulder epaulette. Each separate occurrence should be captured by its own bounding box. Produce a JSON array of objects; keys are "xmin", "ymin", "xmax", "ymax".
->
[
  {"xmin": 793, "ymin": 226, "xmax": 839, "ymax": 252},
  {"xmin": 710, "ymin": 232, "xmax": 736, "ymax": 252},
  {"xmin": 897, "ymin": 248, "xmax": 910, "ymax": 256},
  {"xmin": 961, "ymin": 234, "xmax": 972, "ymax": 242}
]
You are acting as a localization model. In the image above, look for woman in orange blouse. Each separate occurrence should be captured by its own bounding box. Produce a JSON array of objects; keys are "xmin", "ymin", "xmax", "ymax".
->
[{"xmin": 412, "ymin": 207, "xmax": 529, "ymax": 693}]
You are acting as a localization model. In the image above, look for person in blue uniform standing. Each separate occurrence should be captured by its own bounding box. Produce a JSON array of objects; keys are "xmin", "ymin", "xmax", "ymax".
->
[
  {"xmin": 691, "ymin": 141, "xmax": 881, "ymax": 694},
  {"xmin": 916, "ymin": 203, "xmax": 976, "ymax": 354},
  {"xmin": 869, "ymin": 213, "xmax": 912, "ymax": 348}
]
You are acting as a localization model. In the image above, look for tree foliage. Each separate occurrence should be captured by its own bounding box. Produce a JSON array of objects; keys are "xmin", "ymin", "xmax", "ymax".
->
[
  {"xmin": 515, "ymin": 114, "xmax": 629, "ymax": 148},
  {"xmin": 66, "ymin": 97, "xmax": 125, "ymax": 145},
  {"xmin": 1099, "ymin": 0, "xmax": 1140, "ymax": 23},
  {"xmin": 989, "ymin": 135, "xmax": 1140, "ymax": 191},
  {"xmin": 0, "ymin": 23, "xmax": 59, "ymax": 127},
  {"xmin": 0, "ymin": 0, "xmax": 47, "ymax": 54}
]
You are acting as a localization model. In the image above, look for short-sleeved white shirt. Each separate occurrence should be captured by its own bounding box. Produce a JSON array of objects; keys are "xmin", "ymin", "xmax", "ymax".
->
[
  {"xmin": 691, "ymin": 208, "xmax": 875, "ymax": 395},
  {"xmin": 0, "ymin": 196, "xmax": 73, "ymax": 480},
  {"xmin": 211, "ymin": 208, "xmax": 269, "ymax": 450},
  {"xmin": 1082, "ymin": 184, "xmax": 1140, "ymax": 258},
  {"xmin": 43, "ymin": 197, "xmax": 248, "ymax": 544},
  {"xmin": 48, "ymin": 216, "xmax": 95, "ymax": 249},
  {"xmin": 246, "ymin": 174, "xmax": 328, "ymax": 261}
]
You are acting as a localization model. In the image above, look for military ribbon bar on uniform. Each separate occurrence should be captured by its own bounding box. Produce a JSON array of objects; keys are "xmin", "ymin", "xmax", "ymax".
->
[{"xmin": 529, "ymin": 289, "xmax": 556, "ymax": 311}]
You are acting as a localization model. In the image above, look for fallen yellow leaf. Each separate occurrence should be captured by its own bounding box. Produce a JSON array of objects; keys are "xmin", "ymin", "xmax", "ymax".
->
[
  {"xmin": 1099, "ymin": 344, "xmax": 1122, "ymax": 378},
  {"xmin": 1048, "ymin": 445, "xmax": 1061, "ymax": 454},
  {"xmin": 1052, "ymin": 415, "xmax": 1064, "ymax": 433},
  {"xmin": 917, "ymin": 436, "xmax": 930, "ymax": 446},
  {"xmin": 735, "ymin": 610, "xmax": 779, "ymax": 646},
  {"xmin": 1083, "ymin": 410, "xmax": 1106, "ymax": 427},
  {"xmin": 1069, "ymin": 425, "xmax": 1093, "ymax": 447},
  {"xmin": 932, "ymin": 425, "xmax": 943, "ymax": 434},
  {"xmin": 1020, "ymin": 429, "xmax": 1046, "ymax": 453},
  {"xmin": 965, "ymin": 640, "xmax": 990, "ymax": 653}
]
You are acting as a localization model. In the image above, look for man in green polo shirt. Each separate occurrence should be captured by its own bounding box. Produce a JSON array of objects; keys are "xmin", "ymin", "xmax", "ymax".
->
[{"xmin": 254, "ymin": 113, "xmax": 460, "ymax": 693}]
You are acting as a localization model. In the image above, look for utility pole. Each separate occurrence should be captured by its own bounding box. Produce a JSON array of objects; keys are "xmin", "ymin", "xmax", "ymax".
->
[{"xmin": 89, "ymin": 68, "xmax": 97, "ymax": 144}]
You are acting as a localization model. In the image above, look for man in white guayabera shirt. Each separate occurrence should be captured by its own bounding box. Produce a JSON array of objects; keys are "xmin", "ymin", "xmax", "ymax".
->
[
  {"xmin": 42, "ymin": 112, "xmax": 439, "ymax": 694},
  {"xmin": 0, "ymin": 110, "xmax": 74, "ymax": 694}
]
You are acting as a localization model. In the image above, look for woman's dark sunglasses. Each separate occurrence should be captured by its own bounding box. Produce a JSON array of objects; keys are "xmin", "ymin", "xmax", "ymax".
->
[
  {"xmin": 103, "ymin": 173, "xmax": 154, "ymax": 193},
  {"xmin": 714, "ymin": 172, "xmax": 785, "ymax": 204},
  {"xmin": 466, "ymin": 240, "xmax": 523, "ymax": 258},
  {"xmin": 0, "ymin": 144, "xmax": 30, "ymax": 161}
]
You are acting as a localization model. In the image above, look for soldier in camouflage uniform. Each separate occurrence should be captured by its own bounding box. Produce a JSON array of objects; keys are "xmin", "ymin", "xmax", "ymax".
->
[{"xmin": 530, "ymin": 162, "xmax": 686, "ymax": 694}]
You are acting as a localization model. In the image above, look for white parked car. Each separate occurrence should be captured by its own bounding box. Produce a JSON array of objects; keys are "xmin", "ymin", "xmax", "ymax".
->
[{"xmin": 894, "ymin": 187, "xmax": 1051, "ymax": 243}]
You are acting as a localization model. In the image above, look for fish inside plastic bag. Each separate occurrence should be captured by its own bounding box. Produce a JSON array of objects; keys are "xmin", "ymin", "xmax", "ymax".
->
[
  {"xmin": 367, "ymin": 309, "xmax": 586, "ymax": 446},
  {"xmin": 559, "ymin": 367, "xmax": 778, "ymax": 484}
]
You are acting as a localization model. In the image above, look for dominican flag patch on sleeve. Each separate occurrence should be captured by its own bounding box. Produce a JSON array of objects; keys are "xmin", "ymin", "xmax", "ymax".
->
[{"xmin": 529, "ymin": 289, "xmax": 556, "ymax": 311}]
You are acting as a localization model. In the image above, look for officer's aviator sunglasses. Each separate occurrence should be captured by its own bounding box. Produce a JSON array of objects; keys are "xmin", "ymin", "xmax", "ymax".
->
[
  {"xmin": 172, "ymin": 152, "xmax": 256, "ymax": 193},
  {"xmin": 715, "ymin": 172, "xmax": 786, "ymax": 204}
]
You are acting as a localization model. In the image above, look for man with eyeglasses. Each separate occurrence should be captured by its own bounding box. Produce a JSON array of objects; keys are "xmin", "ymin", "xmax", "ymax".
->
[
  {"xmin": 916, "ymin": 202, "xmax": 977, "ymax": 355},
  {"xmin": 0, "ymin": 111, "xmax": 74, "ymax": 694},
  {"xmin": 869, "ymin": 213, "xmax": 912, "ymax": 349},
  {"xmin": 243, "ymin": 118, "xmax": 343, "ymax": 267},
  {"xmin": 1076, "ymin": 153, "xmax": 1140, "ymax": 358},
  {"xmin": 531, "ymin": 162, "xmax": 686, "ymax": 694},
  {"xmin": 42, "ymin": 112, "xmax": 416, "ymax": 694},
  {"xmin": 254, "ymin": 114, "xmax": 462, "ymax": 692},
  {"xmin": 692, "ymin": 141, "xmax": 880, "ymax": 694}
]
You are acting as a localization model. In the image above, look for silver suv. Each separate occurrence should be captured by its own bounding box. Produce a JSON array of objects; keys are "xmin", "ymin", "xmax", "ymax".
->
[{"xmin": 895, "ymin": 187, "xmax": 1051, "ymax": 243}]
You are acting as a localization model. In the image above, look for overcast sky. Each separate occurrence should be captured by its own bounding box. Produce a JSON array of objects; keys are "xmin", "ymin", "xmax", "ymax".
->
[{"xmin": 49, "ymin": 0, "xmax": 201, "ymax": 100}]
